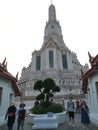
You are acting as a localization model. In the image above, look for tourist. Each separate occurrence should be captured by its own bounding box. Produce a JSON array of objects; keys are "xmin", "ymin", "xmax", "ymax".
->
[
  {"xmin": 78, "ymin": 99, "xmax": 82, "ymax": 112},
  {"xmin": 34, "ymin": 100, "xmax": 39, "ymax": 106},
  {"xmin": 75, "ymin": 99, "xmax": 80, "ymax": 112},
  {"xmin": 62, "ymin": 98, "xmax": 65, "ymax": 110},
  {"xmin": 17, "ymin": 103, "xmax": 26, "ymax": 130},
  {"xmin": 67, "ymin": 97, "xmax": 75, "ymax": 127},
  {"xmin": 5, "ymin": 102, "xmax": 17, "ymax": 130},
  {"xmin": 81, "ymin": 100, "xmax": 90, "ymax": 130}
]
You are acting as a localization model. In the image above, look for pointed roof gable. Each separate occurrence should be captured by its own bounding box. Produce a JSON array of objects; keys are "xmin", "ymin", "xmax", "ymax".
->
[
  {"xmin": 82, "ymin": 54, "xmax": 98, "ymax": 93},
  {"xmin": 0, "ymin": 63, "xmax": 20, "ymax": 96},
  {"xmin": 83, "ymin": 55, "xmax": 98, "ymax": 80}
]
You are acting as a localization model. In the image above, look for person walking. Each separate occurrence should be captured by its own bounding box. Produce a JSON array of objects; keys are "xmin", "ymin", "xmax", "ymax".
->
[
  {"xmin": 67, "ymin": 97, "xmax": 75, "ymax": 127},
  {"xmin": 5, "ymin": 102, "xmax": 17, "ymax": 130},
  {"xmin": 81, "ymin": 100, "xmax": 90, "ymax": 130},
  {"xmin": 75, "ymin": 99, "xmax": 80, "ymax": 112},
  {"xmin": 17, "ymin": 103, "xmax": 26, "ymax": 130}
]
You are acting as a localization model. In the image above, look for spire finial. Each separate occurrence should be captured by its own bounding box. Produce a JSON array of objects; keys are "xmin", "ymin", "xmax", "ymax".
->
[
  {"xmin": 16, "ymin": 72, "xmax": 19, "ymax": 80},
  {"xmin": 80, "ymin": 69, "xmax": 84, "ymax": 76},
  {"xmin": 49, "ymin": 1, "xmax": 56, "ymax": 21},
  {"xmin": 2, "ymin": 57, "xmax": 6, "ymax": 66},
  {"xmin": 88, "ymin": 51, "xmax": 93, "ymax": 63}
]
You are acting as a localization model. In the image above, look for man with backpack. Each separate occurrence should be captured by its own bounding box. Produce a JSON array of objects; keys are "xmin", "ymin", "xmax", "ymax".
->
[
  {"xmin": 17, "ymin": 103, "xmax": 26, "ymax": 130},
  {"xmin": 5, "ymin": 102, "xmax": 17, "ymax": 130},
  {"xmin": 67, "ymin": 97, "xmax": 75, "ymax": 127}
]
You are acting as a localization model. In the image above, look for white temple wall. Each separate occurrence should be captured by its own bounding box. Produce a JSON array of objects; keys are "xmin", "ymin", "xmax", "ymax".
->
[
  {"xmin": 46, "ymin": 48, "xmax": 49, "ymax": 69},
  {"xmin": 41, "ymin": 49, "xmax": 45, "ymax": 71},
  {"xmin": 67, "ymin": 52, "xmax": 73, "ymax": 69},
  {"xmin": 87, "ymin": 73, "xmax": 98, "ymax": 126},
  {"xmin": 31, "ymin": 52, "xmax": 36, "ymax": 71},
  {"xmin": 56, "ymin": 49, "xmax": 62, "ymax": 69}
]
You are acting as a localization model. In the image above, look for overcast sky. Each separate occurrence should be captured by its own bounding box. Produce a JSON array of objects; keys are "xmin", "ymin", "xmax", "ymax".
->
[{"xmin": 0, "ymin": 0, "xmax": 98, "ymax": 77}]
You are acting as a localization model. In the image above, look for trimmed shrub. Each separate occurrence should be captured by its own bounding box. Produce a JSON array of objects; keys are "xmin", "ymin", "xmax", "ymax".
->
[{"xmin": 30, "ymin": 102, "xmax": 64, "ymax": 114}]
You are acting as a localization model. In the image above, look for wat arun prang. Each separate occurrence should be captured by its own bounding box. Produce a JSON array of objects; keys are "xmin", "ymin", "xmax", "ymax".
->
[{"xmin": 18, "ymin": 4, "xmax": 89, "ymax": 98}]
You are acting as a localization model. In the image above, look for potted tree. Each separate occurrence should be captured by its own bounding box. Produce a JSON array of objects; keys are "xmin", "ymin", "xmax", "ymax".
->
[{"xmin": 29, "ymin": 78, "xmax": 66, "ymax": 124}]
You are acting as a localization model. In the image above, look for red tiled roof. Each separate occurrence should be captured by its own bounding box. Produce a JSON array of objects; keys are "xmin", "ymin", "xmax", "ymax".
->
[
  {"xmin": 82, "ymin": 54, "xmax": 98, "ymax": 94},
  {"xmin": 0, "ymin": 65, "xmax": 21, "ymax": 96},
  {"xmin": 83, "ymin": 55, "xmax": 98, "ymax": 80}
]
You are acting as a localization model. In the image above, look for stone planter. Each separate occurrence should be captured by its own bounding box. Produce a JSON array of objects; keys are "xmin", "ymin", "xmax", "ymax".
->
[{"xmin": 28, "ymin": 111, "xmax": 66, "ymax": 125}]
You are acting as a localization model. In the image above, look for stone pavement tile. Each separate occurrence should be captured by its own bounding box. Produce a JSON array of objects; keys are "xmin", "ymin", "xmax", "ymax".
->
[{"xmin": 0, "ymin": 113, "xmax": 98, "ymax": 130}]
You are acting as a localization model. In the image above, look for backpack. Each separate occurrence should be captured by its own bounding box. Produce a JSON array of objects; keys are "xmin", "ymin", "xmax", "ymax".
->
[
  {"xmin": 18, "ymin": 109, "xmax": 26, "ymax": 120},
  {"xmin": 67, "ymin": 101, "xmax": 75, "ymax": 109},
  {"xmin": 8, "ymin": 112, "xmax": 14, "ymax": 117}
]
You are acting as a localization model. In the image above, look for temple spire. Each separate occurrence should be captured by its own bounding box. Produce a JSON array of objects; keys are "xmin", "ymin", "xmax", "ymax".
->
[{"xmin": 49, "ymin": 3, "xmax": 56, "ymax": 21}]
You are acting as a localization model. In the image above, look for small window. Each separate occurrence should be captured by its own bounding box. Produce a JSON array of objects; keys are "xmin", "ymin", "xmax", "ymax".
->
[
  {"xmin": 62, "ymin": 55, "xmax": 68, "ymax": 69},
  {"xmin": 36, "ymin": 55, "xmax": 41, "ymax": 70},
  {"xmin": 0, "ymin": 87, "xmax": 2, "ymax": 105},
  {"xmin": 49, "ymin": 51, "xmax": 54, "ymax": 68},
  {"xmin": 96, "ymin": 82, "xmax": 98, "ymax": 101}
]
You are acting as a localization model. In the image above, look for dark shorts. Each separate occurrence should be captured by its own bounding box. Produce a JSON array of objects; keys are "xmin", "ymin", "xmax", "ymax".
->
[{"xmin": 68, "ymin": 111, "xmax": 74, "ymax": 119}]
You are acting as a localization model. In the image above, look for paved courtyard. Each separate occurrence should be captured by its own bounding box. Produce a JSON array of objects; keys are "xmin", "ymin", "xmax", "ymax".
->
[{"xmin": 0, "ymin": 113, "xmax": 98, "ymax": 130}]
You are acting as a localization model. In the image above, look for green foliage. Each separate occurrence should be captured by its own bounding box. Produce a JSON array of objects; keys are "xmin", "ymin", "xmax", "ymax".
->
[
  {"xmin": 42, "ymin": 78, "xmax": 56, "ymax": 91},
  {"xmin": 36, "ymin": 93, "xmax": 44, "ymax": 101},
  {"xmin": 33, "ymin": 77, "xmax": 60, "ymax": 102},
  {"xmin": 53, "ymin": 86, "xmax": 60, "ymax": 92},
  {"xmin": 30, "ymin": 102, "xmax": 64, "ymax": 114},
  {"xmin": 32, "ymin": 78, "xmax": 62, "ymax": 114},
  {"xmin": 34, "ymin": 80, "xmax": 43, "ymax": 90}
]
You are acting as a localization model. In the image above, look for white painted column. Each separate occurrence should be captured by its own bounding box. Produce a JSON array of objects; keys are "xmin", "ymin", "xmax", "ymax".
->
[
  {"xmin": 54, "ymin": 48, "xmax": 57, "ymax": 68},
  {"xmin": 46, "ymin": 48, "xmax": 49, "ymax": 69},
  {"xmin": 31, "ymin": 52, "xmax": 36, "ymax": 71},
  {"xmin": 59, "ymin": 51, "xmax": 62, "ymax": 69}
]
